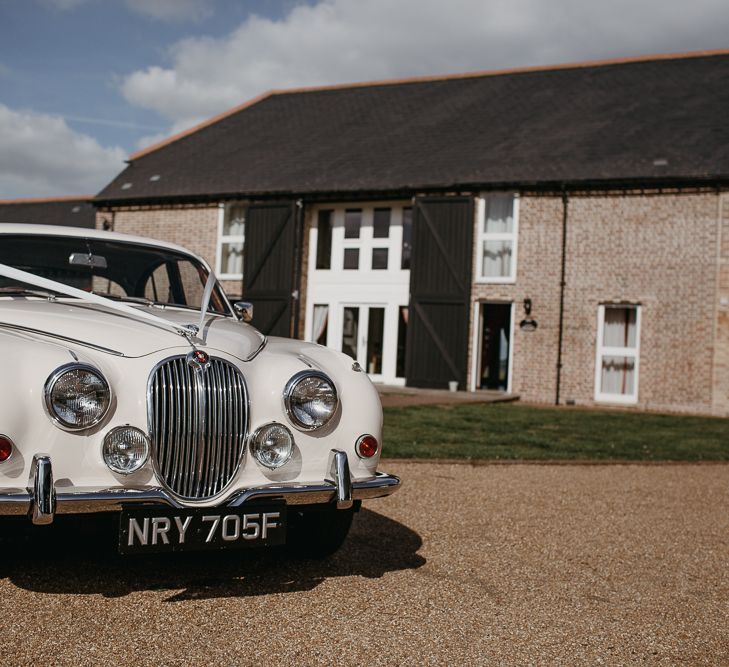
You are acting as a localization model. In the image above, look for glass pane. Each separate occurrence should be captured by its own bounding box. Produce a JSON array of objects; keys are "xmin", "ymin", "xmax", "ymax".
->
[
  {"xmin": 396, "ymin": 306, "xmax": 408, "ymax": 378},
  {"xmin": 600, "ymin": 356, "xmax": 636, "ymax": 396},
  {"xmin": 401, "ymin": 207, "xmax": 412, "ymax": 270},
  {"xmin": 224, "ymin": 204, "xmax": 246, "ymax": 236},
  {"xmin": 373, "ymin": 208, "xmax": 391, "ymax": 238},
  {"xmin": 372, "ymin": 248, "xmax": 388, "ymax": 270},
  {"xmin": 144, "ymin": 264, "xmax": 171, "ymax": 302},
  {"xmin": 484, "ymin": 194, "xmax": 514, "ymax": 234},
  {"xmin": 367, "ymin": 308, "xmax": 385, "ymax": 374},
  {"xmin": 221, "ymin": 242, "xmax": 243, "ymax": 275},
  {"xmin": 341, "ymin": 307, "xmax": 359, "ymax": 360},
  {"xmin": 482, "ymin": 240, "xmax": 512, "ymax": 278},
  {"xmin": 312, "ymin": 304, "xmax": 329, "ymax": 345},
  {"xmin": 603, "ymin": 306, "xmax": 637, "ymax": 348},
  {"xmin": 343, "ymin": 248, "xmax": 359, "ymax": 270},
  {"xmin": 344, "ymin": 209, "xmax": 362, "ymax": 239},
  {"xmin": 316, "ymin": 210, "xmax": 332, "ymax": 270}
]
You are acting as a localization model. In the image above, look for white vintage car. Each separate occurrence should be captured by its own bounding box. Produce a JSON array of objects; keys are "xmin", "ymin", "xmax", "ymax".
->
[{"xmin": 0, "ymin": 224, "xmax": 399, "ymax": 557}]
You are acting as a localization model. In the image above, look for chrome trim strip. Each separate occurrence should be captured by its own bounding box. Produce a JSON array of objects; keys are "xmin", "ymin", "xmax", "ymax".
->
[
  {"xmin": 0, "ymin": 472, "xmax": 401, "ymax": 517},
  {"xmin": 0, "ymin": 322, "xmax": 125, "ymax": 356},
  {"xmin": 28, "ymin": 454, "xmax": 55, "ymax": 525}
]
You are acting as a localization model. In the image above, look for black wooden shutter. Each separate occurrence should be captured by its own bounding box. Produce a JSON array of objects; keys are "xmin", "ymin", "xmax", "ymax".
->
[
  {"xmin": 406, "ymin": 196, "xmax": 474, "ymax": 390},
  {"xmin": 242, "ymin": 201, "xmax": 298, "ymax": 338}
]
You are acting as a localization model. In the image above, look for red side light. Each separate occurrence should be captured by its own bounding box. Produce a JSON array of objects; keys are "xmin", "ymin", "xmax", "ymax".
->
[
  {"xmin": 0, "ymin": 436, "xmax": 13, "ymax": 463},
  {"xmin": 356, "ymin": 435, "xmax": 379, "ymax": 459}
]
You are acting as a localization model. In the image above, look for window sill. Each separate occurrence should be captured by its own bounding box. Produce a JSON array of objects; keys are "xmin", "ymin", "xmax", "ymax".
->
[
  {"xmin": 594, "ymin": 395, "xmax": 639, "ymax": 405},
  {"xmin": 475, "ymin": 277, "xmax": 517, "ymax": 285},
  {"xmin": 218, "ymin": 274, "xmax": 243, "ymax": 281}
]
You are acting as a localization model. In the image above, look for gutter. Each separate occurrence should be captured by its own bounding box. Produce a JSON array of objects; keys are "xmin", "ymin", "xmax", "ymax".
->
[
  {"xmin": 555, "ymin": 189, "xmax": 569, "ymax": 405},
  {"xmin": 92, "ymin": 175, "xmax": 729, "ymax": 209}
]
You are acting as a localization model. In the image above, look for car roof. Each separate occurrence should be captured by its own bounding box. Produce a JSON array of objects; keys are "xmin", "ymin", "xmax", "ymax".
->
[{"xmin": 0, "ymin": 223, "xmax": 202, "ymax": 262}]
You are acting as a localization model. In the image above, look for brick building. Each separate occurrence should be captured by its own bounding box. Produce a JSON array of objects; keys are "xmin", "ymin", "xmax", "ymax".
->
[{"xmin": 94, "ymin": 50, "xmax": 729, "ymax": 415}]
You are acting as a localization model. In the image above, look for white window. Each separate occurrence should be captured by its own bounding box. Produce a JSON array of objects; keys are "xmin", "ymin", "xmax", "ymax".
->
[
  {"xmin": 216, "ymin": 202, "xmax": 246, "ymax": 279},
  {"xmin": 476, "ymin": 193, "xmax": 519, "ymax": 283},
  {"xmin": 595, "ymin": 304, "xmax": 641, "ymax": 404}
]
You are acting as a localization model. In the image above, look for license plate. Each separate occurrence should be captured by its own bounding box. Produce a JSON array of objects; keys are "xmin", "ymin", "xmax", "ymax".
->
[{"xmin": 119, "ymin": 504, "xmax": 286, "ymax": 554}]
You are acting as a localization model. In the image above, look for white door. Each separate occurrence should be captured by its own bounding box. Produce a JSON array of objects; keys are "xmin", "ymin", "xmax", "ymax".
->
[
  {"xmin": 339, "ymin": 304, "xmax": 386, "ymax": 383},
  {"xmin": 305, "ymin": 202, "xmax": 412, "ymax": 386}
]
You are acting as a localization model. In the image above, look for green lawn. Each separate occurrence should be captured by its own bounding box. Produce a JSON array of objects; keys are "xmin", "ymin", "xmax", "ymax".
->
[{"xmin": 382, "ymin": 403, "xmax": 729, "ymax": 461}]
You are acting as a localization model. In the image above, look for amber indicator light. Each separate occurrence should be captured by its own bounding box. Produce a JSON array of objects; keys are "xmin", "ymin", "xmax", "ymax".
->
[
  {"xmin": 0, "ymin": 437, "xmax": 13, "ymax": 463},
  {"xmin": 356, "ymin": 435, "xmax": 379, "ymax": 458}
]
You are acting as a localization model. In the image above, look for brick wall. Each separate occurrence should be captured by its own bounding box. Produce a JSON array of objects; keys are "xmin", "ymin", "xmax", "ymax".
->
[
  {"xmin": 95, "ymin": 205, "xmax": 241, "ymax": 296},
  {"xmin": 712, "ymin": 192, "xmax": 729, "ymax": 414},
  {"xmin": 470, "ymin": 195, "xmax": 563, "ymax": 401},
  {"xmin": 471, "ymin": 190, "xmax": 721, "ymax": 414}
]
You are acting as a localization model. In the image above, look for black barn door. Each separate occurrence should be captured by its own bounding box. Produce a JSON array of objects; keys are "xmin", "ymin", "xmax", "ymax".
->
[
  {"xmin": 242, "ymin": 201, "xmax": 298, "ymax": 337},
  {"xmin": 406, "ymin": 196, "xmax": 474, "ymax": 389}
]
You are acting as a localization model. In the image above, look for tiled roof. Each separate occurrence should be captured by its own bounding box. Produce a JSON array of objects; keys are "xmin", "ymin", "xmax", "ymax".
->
[
  {"xmin": 0, "ymin": 196, "xmax": 96, "ymax": 228},
  {"xmin": 96, "ymin": 50, "xmax": 729, "ymax": 204}
]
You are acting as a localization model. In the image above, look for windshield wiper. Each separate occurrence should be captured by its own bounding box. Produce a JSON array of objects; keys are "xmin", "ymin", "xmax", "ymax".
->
[
  {"xmin": 90, "ymin": 292, "xmax": 156, "ymax": 306},
  {"xmin": 0, "ymin": 288, "xmax": 65, "ymax": 300}
]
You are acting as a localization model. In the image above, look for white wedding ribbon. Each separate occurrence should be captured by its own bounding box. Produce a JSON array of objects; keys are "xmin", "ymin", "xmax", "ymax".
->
[{"xmin": 197, "ymin": 269, "xmax": 218, "ymax": 335}]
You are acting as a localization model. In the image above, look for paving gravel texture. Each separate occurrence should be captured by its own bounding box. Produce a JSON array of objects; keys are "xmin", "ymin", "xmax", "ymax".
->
[{"xmin": 1, "ymin": 462, "xmax": 728, "ymax": 666}]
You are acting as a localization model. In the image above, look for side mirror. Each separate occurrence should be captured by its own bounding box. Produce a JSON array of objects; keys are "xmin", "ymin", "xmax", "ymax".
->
[{"xmin": 234, "ymin": 301, "xmax": 254, "ymax": 323}]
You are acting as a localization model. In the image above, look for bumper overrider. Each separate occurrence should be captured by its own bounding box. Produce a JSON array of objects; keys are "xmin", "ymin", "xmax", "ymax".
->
[{"xmin": 0, "ymin": 450, "xmax": 401, "ymax": 525}]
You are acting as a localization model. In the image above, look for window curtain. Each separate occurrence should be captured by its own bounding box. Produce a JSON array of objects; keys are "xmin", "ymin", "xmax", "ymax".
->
[
  {"xmin": 601, "ymin": 356, "xmax": 635, "ymax": 395},
  {"xmin": 312, "ymin": 304, "xmax": 329, "ymax": 345},
  {"xmin": 482, "ymin": 241, "xmax": 512, "ymax": 278},
  {"xmin": 484, "ymin": 194, "xmax": 514, "ymax": 234},
  {"xmin": 603, "ymin": 307, "xmax": 637, "ymax": 348}
]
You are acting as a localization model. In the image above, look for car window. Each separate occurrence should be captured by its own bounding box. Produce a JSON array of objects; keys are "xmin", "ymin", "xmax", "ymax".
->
[
  {"xmin": 0, "ymin": 235, "xmax": 229, "ymax": 315},
  {"xmin": 143, "ymin": 264, "xmax": 172, "ymax": 303}
]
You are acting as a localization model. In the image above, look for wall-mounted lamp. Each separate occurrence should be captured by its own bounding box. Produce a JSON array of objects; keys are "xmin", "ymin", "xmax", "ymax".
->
[{"xmin": 523, "ymin": 298, "xmax": 532, "ymax": 316}]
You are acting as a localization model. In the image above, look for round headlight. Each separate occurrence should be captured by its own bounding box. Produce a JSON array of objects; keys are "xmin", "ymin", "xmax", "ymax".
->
[
  {"xmin": 103, "ymin": 426, "xmax": 150, "ymax": 475},
  {"xmin": 250, "ymin": 423, "xmax": 294, "ymax": 469},
  {"xmin": 45, "ymin": 364, "xmax": 111, "ymax": 430},
  {"xmin": 284, "ymin": 371, "xmax": 338, "ymax": 431}
]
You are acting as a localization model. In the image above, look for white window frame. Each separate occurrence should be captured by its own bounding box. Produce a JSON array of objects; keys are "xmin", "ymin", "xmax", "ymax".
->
[
  {"xmin": 594, "ymin": 304, "xmax": 641, "ymax": 404},
  {"xmin": 475, "ymin": 192, "xmax": 519, "ymax": 284},
  {"xmin": 215, "ymin": 202, "xmax": 246, "ymax": 280}
]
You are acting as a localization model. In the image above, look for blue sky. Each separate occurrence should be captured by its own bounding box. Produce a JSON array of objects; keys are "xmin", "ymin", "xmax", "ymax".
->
[{"xmin": 1, "ymin": 0, "xmax": 728, "ymax": 198}]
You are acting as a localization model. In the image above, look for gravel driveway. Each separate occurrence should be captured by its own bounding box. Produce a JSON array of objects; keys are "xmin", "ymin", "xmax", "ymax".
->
[{"xmin": 1, "ymin": 462, "xmax": 727, "ymax": 665}]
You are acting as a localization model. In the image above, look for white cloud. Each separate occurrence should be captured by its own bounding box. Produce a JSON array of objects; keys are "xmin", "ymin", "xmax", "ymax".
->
[
  {"xmin": 0, "ymin": 105, "xmax": 126, "ymax": 198},
  {"xmin": 125, "ymin": 0, "xmax": 213, "ymax": 22},
  {"xmin": 121, "ymin": 0, "xmax": 729, "ymax": 133}
]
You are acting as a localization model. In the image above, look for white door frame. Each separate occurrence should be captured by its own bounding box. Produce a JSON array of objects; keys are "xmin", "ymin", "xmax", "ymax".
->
[{"xmin": 470, "ymin": 300, "xmax": 515, "ymax": 393}]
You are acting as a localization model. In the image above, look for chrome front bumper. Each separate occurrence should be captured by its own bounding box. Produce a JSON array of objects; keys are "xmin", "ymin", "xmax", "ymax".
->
[{"xmin": 0, "ymin": 450, "xmax": 401, "ymax": 525}]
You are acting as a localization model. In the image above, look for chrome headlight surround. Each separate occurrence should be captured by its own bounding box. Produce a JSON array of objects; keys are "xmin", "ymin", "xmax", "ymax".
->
[
  {"xmin": 283, "ymin": 370, "xmax": 339, "ymax": 431},
  {"xmin": 44, "ymin": 363, "xmax": 111, "ymax": 431}
]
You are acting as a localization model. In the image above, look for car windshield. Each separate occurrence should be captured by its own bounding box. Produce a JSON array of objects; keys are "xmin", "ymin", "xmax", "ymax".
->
[{"xmin": 0, "ymin": 234, "xmax": 230, "ymax": 315}]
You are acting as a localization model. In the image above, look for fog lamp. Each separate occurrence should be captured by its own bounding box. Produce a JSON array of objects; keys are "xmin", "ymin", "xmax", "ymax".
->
[
  {"xmin": 250, "ymin": 423, "xmax": 294, "ymax": 469},
  {"xmin": 103, "ymin": 426, "xmax": 150, "ymax": 475}
]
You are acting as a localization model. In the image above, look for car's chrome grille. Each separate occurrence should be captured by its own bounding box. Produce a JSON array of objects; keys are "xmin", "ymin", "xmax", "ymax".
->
[{"xmin": 148, "ymin": 356, "xmax": 248, "ymax": 500}]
